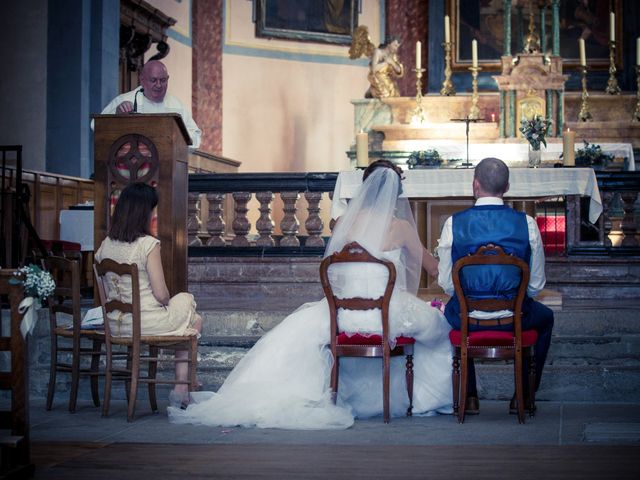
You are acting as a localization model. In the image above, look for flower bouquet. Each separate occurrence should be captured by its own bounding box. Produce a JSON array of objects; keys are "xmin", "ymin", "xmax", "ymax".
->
[
  {"xmin": 519, "ymin": 115, "xmax": 552, "ymax": 151},
  {"xmin": 406, "ymin": 149, "xmax": 442, "ymax": 169},
  {"xmin": 14, "ymin": 264, "xmax": 55, "ymax": 337},
  {"xmin": 519, "ymin": 115, "xmax": 552, "ymax": 167}
]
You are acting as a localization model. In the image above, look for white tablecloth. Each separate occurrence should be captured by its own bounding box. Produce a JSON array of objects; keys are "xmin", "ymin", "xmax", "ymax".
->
[
  {"xmin": 60, "ymin": 209, "xmax": 94, "ymax": 251},
  {"xmin": 394, "ymin": 141, "xmax": 635, "ymax": 171},
  {"xmin": 330, "ymin": 168, "xmax": 602, "ymax": 224}
]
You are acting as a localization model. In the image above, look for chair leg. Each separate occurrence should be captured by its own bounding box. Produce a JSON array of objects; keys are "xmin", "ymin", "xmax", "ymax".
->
[
  {"xmin": 459, "ymin": 353, "xmax": 468, "ymax": 424},
  {"xmin": 405, "ymin": 353, "xmax": 414, "ymax": 417},
  {"xmin": 90, "ymin": 339, "xmax": 102, "ymax": 407},
  {"xmin": 127, "ymin": 345, "xmax": 140, "ymax": 422},
  {"xmin": 383, "ymin": 352, "xmax": 391, "ymax": 424},
  {"xmin": 46, "ymin": 337, "xmax": 58, "ymax": 411},
  {"xmin": 514, "ymin": 349, "xmax": 525, "ymax": 424},
  {"xmin": 148, "ymin": 345, "xmax": 158, "ymax": 413},
  {"xmin": 102, "ymin": 347, "xmax": 113, "ymax": 417},
  {"xmin": 69, "ymin": 338, "xmax": 81, "ymax": 413},
  {"xmin": 330, "ymin": 354, "xmax": 339, "ymax": 404},
  {"xmin": 451, "ymin": 354, "xmax": 460, "ymax": 416},
  {"xmin": 189, "ymin": 338, "xmax": 198, "ymax": 392}
]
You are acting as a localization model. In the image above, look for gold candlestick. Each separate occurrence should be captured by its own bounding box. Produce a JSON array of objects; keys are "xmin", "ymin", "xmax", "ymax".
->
[
  {"xmin": 634, "ymin": 66, "xmax": 640, "ymax": 122},
  {"xmin": 440, "ymin": 42, "xmax": 456, "ymax": 96},
  {"xmin": 578, "ymin": 65, "xmax": 593, "ymax": 122},
  {"xmin": 605, "ymin": 41, "xmax": 621, "ymax": 95},
  {"xmin": 411, "ymin": 67, "xmax": 427, "ymax": 125},
  {"xmin": 468, "ymin": 66, "xmax": 481, "ymax": 120}
]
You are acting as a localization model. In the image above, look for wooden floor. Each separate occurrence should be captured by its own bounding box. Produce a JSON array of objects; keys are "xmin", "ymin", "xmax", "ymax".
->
[{"xmin": 31, "ymin": 442, "xmax": 639, "ymax": 479}]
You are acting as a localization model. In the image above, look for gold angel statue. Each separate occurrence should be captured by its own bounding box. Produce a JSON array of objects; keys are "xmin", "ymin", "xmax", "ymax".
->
[{"xmin": 349, "ymin": 25, "xmax": 404, "ymax": 98}]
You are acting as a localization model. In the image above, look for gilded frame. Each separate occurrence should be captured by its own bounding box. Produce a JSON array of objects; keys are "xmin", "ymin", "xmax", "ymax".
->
[
  {"xmin": 255, "ymin": 0, "xmax": 358, "ymax": 46},
  {"xmin": 448, "ymin": 0, "xmax": 623, "ymax": 72}
]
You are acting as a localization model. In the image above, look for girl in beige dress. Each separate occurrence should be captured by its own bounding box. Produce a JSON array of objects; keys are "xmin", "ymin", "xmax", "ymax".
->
[{"xmin": 95, "ymin": 182, "xmax": 202, "ymax": 407}]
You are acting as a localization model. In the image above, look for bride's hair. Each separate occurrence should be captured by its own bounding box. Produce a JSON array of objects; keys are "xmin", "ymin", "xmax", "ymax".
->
[
  {"xmin": 363, "ymin": 159, "xmax": 403, "ymax": 181},
  {"xmin": 363, "ymin": 160, "xmax": 404, "ymax": 196}
]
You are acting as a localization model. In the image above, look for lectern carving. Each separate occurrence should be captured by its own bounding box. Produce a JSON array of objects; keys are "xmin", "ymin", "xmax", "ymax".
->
[{"xmin": 93, "ymin": 113, "xmax": 191, "ymax": 295}]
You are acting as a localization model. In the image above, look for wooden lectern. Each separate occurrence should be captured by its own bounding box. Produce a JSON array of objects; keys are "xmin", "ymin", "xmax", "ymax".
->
[{"xmin": 92, "ymin": 113, "xmax": 191, "ymax": 295}]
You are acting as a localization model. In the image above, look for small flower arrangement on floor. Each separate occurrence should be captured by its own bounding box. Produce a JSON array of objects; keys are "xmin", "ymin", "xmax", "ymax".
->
[
  {"xmin": 575, "ymin": 141, "xmax": 614, "ymax": 169},
  {"xmin": 406, "ymin": 149, "xmax": 442, "ymax": 169},
  {"xmin": 519, "ymin": 115, "xmax": 552, "ymax": 151},
  {"xmin": 14, "ymin": 264, "xmax": 55, "ymax": 305}
]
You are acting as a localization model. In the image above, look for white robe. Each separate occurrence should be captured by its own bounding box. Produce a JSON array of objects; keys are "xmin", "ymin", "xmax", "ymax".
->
[{"xmin": 100, "ymin": 87, "xmax": 201, "ymax": 148}]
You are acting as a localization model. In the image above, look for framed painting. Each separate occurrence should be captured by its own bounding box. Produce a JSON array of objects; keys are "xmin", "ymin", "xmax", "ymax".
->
[
  {"xmin": 447, "ymin": 0, "xmax": 622, "ymax": 71},
  {"xmin": 255, "ymin": 0, "xmax": 359, "ymax": 45}
]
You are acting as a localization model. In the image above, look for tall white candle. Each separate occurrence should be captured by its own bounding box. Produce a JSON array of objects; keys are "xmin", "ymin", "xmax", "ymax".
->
[
  {"xmin": 563, "ymin": 129, "xmax": 575, "ymax": 167},
  {"xmin": 444, "ymin": 15, "xmax": 451, "ymax": 43},
  {"xmin": 356, "ymin": 132, "xmax": 369, "ymax": 168},
  {"xmin": 471, "ymin": 39, "xmax": 478, "ymax": 68},
  {"xmin": 609, "ymin": 12, "xmax": 615, "ymax": 42},
  {"xmin": 579, "ymin": 38, "xmax": 586, "ymax": 66},
  {"xmin": 637, "ymin": 37, "xmax": 640, "ymax": 65},
  {"xmin": 416, "ymin": 41, "xmax": 422, "ymax": 70}
]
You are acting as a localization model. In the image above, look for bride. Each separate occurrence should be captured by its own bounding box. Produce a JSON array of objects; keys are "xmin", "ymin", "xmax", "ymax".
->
[{"xmin": 169, "ymin": 161, "xmax": 452, "ymax": 429}]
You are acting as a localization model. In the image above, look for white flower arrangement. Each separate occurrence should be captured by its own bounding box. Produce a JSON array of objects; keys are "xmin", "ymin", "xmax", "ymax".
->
[{"xmin": 14, "ymin": 264, "xmax": 56, "ymax": 304}]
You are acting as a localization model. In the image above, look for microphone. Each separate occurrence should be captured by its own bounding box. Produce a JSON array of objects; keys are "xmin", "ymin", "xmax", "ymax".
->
[{"xmin": 132, "ymin": 88, "xmax": 144, "ymax": 113}]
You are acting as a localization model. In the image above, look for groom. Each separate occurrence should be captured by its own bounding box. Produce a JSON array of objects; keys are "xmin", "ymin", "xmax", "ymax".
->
[{"xmin": 436, "ymin": 157, "xmax": 554, "ymax": 414}]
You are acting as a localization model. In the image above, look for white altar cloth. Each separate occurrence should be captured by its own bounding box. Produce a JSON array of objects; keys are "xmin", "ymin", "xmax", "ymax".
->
[
  {"xmin": 60, "ymin": 209, "xmax": 94, "ymax": 251},
  {"xmin": 330, "ymin": 168, "xmax": 602, "ymax": 224},
  {"xmin": 394, "ymin": 141, "xmax": 635, "ymax": 171}
]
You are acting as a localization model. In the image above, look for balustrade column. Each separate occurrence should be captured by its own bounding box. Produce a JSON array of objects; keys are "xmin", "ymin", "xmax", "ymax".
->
[
  {"xmin": 187, "ymin": 192, "xmax": 202, "ymax": 246},
  {"xmin": 232, "ymin": 192, "xmax": 252, "ymax": 247},
  {"xmin": 601, "ymin": 191, "xmax": 615, "ymax": 247},
  {"xmin": 206, "ymin": 193, "xmax": 226, "ymax": 246},
  {"xmin": 255, "ymin": 191, "xmax": 275, "ymax": 247},
  {"xmin": 304, "ymin": 192, "xmax": 324, "ymax": 247},
  {"xmin": 280, "ymin": 191, "xmax": 300, "ymax": 247},
  {"xmin": 620, "ymin": 192, "xmax": 639, "ymax": 247}
]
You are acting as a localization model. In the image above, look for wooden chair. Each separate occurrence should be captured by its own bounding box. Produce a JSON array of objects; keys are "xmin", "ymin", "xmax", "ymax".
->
[
  {"xmin": 0, "ymin": 270, "xmax": 34, "ymax": 478},
  {"xmin": 93, "ymin": 259, "xmax": 198, "ymax": 422},
  {"xmin": 319, "ymin": 242, "xmax": 415, "ymax": 424},
  {"xmin": 43, "ymin": 255, "xmax": 104, "ymax": 412},
  {"xmin": 449, "ymin": 244, "xmax": 537, "ymax": 424}
]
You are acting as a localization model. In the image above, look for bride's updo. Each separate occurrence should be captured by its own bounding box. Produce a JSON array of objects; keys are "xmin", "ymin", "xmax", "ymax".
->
[{"xmin": 362, "ymin": 159, "xmax": 403, "ymax": 181}]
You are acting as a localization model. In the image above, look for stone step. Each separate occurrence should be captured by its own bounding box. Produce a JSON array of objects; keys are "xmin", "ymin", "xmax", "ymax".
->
[
  {"xmin": 548, "ymin": 335, "xmax": 640, "ymax": 365},
  {"xmin": 196, "ymin": 306, "xmax": 640, "ymax": 337}
]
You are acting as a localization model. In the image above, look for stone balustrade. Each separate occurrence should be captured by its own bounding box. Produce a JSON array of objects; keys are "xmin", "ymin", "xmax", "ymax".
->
[{"xmin": 187, "ymin": 171, "xmax": 640, "ymax": 258}]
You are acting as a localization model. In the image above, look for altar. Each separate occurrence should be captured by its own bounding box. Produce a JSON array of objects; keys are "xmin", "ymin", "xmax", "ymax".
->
[{"xmin": 332, "ymin": 167, "xmax": 601, "ymax": 220}]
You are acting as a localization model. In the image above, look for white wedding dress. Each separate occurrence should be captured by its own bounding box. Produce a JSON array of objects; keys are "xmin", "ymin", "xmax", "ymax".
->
[{"xmin": 168, "ymin": 248, "xmax": 452, "ymax": 430}]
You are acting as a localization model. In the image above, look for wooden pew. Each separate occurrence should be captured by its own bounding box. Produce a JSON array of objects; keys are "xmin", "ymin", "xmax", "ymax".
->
[{"xmin": 0, "ymin": 270, "xmax": 34, "ymax": 478}]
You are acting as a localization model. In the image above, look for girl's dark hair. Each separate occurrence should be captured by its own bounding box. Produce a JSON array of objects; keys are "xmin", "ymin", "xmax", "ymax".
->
[{"xmin": 108, "ymin": 182, "xmax": 158, "ymax": 242}]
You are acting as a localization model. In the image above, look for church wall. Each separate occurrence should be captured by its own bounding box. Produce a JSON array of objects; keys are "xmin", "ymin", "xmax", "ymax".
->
[
  {"xmin": 221, "ymin": 0, "xmax": 384, "ymax": 173},
  {"xmin": 0, "ymin": 0, "xmax": 49, "ymax": 171}
]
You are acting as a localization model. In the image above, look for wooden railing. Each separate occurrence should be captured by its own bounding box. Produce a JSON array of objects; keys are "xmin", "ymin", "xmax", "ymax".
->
[{"xmin": 187, "ymin": 171, "xmax": 640, "ymax": 258}]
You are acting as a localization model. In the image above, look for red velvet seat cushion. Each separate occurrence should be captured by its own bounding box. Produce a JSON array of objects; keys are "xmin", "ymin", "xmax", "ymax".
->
[
  {"xmin": 449, "ymin": 329, "xmax": 538, "ymax": 347},
  {"xmin": 337, "ymin": 333, "xmax": 415, "ymax": 346}
]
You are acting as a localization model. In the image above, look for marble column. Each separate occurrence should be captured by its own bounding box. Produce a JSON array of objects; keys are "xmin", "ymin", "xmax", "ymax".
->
[
  {"xmin": 508, "ymin": 90, "xmax": 516, "ymax": 137},
  {"xmin": 503, "ymin": 0, "xmax": 512, "ymax": 56},
  {"xmin": 551, "ymin": 0, "xmax": 560, "ymax": 56},
  {"xmin": 545, "ymin": 90, "xmax": 554, "ymax": 132},
  {"xmin": 556, "ymin": 91, "xmax": 564, "ymax": 136},
  {"xmin": 499, "ymin": 91, "xmax": 506, "ymax": 137}
]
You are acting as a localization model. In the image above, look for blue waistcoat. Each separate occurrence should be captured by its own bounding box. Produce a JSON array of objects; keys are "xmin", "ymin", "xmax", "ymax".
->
[{"xmin": 449, "ymin": 204, "xmax": 530, "ymax": 306}]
